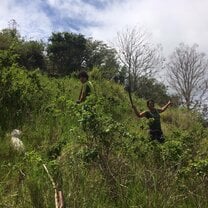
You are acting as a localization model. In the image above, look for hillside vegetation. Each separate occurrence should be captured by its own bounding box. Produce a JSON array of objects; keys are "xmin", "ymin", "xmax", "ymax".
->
[{"xmin": 0, "ymin": 66, "xmax": 208, "ymax": 208}]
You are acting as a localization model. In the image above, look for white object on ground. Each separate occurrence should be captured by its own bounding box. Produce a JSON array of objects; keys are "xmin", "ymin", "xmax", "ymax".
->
[{"xmin": 10, "ymin": 129, "xmax": 25, "ymax": 152}]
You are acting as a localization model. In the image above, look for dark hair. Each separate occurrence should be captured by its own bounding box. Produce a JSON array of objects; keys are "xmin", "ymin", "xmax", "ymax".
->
[
  {"xmin": 147, "ymin": 99, "xmax": 154, "ymax": 106},
  {"xmin": 78, "ymin": 71, "xmax": 89, "ymax": 80}
]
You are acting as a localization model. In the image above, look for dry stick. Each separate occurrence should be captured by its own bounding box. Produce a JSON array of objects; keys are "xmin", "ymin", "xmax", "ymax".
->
[
  {"xmin": 43, "ymin": 164, "xmax": 60, "ymax": 208},
  {"xmin": 128, "ymin": 62, "xmax": 134, "ymax": 108},
  {"xmin": 128, "ymin": 89, "xmax": 134, "ymax": 107}
]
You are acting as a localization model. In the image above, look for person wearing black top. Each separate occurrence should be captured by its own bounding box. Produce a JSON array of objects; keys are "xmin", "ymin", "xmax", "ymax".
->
[{"xmin": 132, "ymin": 100, "xmax": 171, "ymax": 143}]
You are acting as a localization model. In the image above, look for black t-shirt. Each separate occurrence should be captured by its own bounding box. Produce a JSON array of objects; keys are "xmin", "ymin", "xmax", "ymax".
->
[{"xmin": 144, "ymin": 109, "xmax": 162, "ymax": 132}]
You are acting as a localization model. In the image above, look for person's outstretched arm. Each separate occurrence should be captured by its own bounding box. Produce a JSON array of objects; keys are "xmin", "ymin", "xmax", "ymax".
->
[
  {"xmin": 132, "ymin": 105, "xmax": 146, "ymax": 118},
  {"xmin": 158, "ymin": 100, "xmax": 172, "ymax": 113}
]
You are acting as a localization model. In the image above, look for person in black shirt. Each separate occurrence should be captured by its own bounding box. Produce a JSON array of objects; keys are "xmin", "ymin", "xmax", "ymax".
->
[{"xmin": 132, "ymin": 100, "xmax": 171, "ymax": 143}]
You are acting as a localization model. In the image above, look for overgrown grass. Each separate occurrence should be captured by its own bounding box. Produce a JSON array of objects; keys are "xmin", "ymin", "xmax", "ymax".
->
[{"xmin": 0, "ymin": 67, "xmax": 207, "ymax": 207}]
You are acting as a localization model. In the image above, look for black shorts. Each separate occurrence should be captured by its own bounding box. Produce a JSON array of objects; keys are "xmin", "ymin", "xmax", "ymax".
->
[{"xmin": 149, "ymin": 130, "xmax": 164, "ymax": 143}]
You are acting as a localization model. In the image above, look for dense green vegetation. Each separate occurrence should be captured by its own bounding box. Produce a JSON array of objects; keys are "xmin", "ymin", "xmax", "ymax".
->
[
  {"xmin": 0, "ymin": 24, "xmax": 208, "ymax": 207},
  {"xmin": 0, "ymin": 66, "xmax": 208, "ymax": 207}
]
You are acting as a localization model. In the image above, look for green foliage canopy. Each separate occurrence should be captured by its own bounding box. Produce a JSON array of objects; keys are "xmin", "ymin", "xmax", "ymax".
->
[{"xmin": 47, "ymin": 32, "xmax": 87, "ymax": 75}]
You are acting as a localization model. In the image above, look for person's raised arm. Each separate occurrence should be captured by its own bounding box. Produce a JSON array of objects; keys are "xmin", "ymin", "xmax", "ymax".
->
[
  {"xmin": 132, "ymin": 105, "xmax": 146, "ymax": 118},
  {"xmin": 158, "ymin": 100, "xmax": 171, "ymax": 113}
]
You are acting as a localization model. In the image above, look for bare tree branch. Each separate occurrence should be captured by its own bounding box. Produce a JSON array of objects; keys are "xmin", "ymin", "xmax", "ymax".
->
[
  {"xmin": 43, "ymin": 164, "xmax": 64, "ymax": 208},
  {"xmin": 115, "ymin": 26, "xmax": 163, "ymax": 92},
  {"xmin": 167, "ymin": 43, "xmax": 208, "ymax": 109}
]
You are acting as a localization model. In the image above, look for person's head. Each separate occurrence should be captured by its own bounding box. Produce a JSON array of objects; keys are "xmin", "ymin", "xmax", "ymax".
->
[
  {"xmin": 78, "ymin": 71, "xmax": 89, "ymax": 83},
  {"xmin": 147, "ymin": 99, "xmax": 155, "ymax": 110}
]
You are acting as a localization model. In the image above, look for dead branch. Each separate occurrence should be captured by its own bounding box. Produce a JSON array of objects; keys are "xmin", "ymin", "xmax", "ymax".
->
[{"xmin": 43, "ymin": 164, "xmax": 64, "ymax": 208}]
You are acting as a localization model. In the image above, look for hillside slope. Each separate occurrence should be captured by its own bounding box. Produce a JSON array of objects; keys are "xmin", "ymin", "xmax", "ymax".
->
[{"xmin": 0, "ymin": 67, "xmax": 208, "ymax": 208}]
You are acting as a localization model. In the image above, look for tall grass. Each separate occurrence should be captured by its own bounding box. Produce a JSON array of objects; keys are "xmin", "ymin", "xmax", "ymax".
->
[{"xmin": 0, "ymin": 67, "xmax": 207, "ymax": 207}]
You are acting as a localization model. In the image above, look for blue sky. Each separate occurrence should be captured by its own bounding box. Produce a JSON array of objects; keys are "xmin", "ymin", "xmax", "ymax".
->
[{"xmin": 1, "ymin": 0, "xmax": 208, "ymax": 57}]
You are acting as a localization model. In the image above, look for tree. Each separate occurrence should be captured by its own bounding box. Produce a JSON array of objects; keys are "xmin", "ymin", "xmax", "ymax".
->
[
  {"xmin": 0, "ymin": 23, "xmax": 46, "ymax": 70},
  {"xmin": 0, "ymin": 27, "xmax": 21, "ymax": 68},
  {"xmin": 115, "ymin": 26, "xmax": 162, "ymax": 91},
  {"xmin": 135, "ymin": 76, "xmax": 170, "ymax": 105},
  {"xmin": 18, "ymin": 40, "xmax": 46, "ymax": 70},
  {"xmin": 85, "ymin": 39, "xmax": 119, "ymax": 79},
  {"xmin": 167, "ymin": 43, "xmax": 208, "ymax": 109},
  {"xmin": 0, "ymin": 29, "xmax": 20, "ymax": 50},
  {"xmin": 47, "ymin": 32, "xmax": 87, "ymax": 75}
]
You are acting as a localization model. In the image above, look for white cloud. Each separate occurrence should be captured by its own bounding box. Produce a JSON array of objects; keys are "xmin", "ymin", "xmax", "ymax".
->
[
  {"xmin": 0, "ymin": 0, "xmax": 208, "ymax": 56},
  {"xmin": 79, "ymin": 0, "xmax": 208, "ymax": 56},
  {"xmin": 0, "ymin": 0, "xmax": 52, "ymax": 40}
]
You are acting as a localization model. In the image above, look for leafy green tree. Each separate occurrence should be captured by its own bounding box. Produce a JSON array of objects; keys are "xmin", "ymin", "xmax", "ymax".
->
[
  {"xmin": 0, "ymin": 27, "xmax": 46, "ymax": 70},
  {"xmin": 0, "ymin": 66, "xmax": 52, "ymax": 131},
  {"xmin": 18, "ymin": 40, "xmax": 46, "ymax": 70},
  {"xmin": 47, "ymin": 32, "xmax": 87, "ymax": 75},
  {"xmin": 0, "ymin": 28, "xmax": 21, "ymax": 67},
  {"xmin": 0, "ymin": 47, "xmax": 19, "ymax": 68},
  {"xmin": 134, "ymin": 76, "xmax": 171, "ymax": 105},
  {"xmin": 0, "ymin": 28, "xmax": 20, "ymax": 50},
  {"xmin": 85, "ymin": 39, "xmax": 119, "ymax": 79}
]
